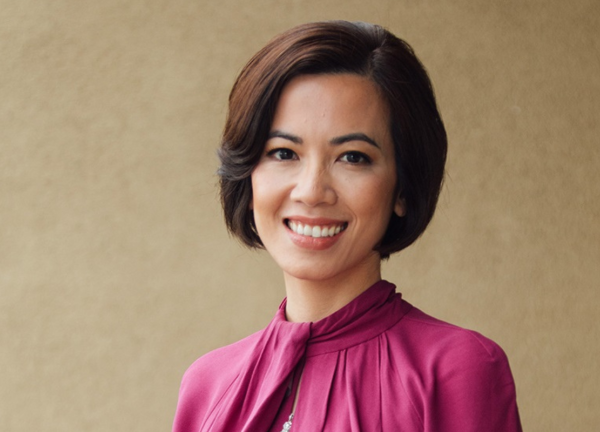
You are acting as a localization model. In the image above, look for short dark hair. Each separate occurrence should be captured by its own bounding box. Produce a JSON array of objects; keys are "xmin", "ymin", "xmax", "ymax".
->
[{"xmin": 218, "ymin": 21, "xmax": 447, "ymax": 258}]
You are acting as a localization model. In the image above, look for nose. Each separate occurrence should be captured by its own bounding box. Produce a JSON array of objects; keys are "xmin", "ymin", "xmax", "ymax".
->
[{"xmin": 289, "ymin": 161, "xmax": 337, "ymax": 207}]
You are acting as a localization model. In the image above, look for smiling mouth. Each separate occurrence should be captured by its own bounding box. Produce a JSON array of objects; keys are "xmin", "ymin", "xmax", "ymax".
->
[{"xmin": 285, "ymin": 219, "xmax": 348, "ymax": 238}]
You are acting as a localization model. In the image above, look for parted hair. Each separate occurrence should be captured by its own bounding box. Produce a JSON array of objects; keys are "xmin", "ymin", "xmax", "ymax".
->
[{"xmin": 218, "ymin": 21, "xmax": 447, "ymax": 258}]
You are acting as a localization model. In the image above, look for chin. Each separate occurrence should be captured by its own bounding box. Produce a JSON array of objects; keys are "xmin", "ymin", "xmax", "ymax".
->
[
  {"xmin": 283, "ymin": 266, "xmax": 337, "ymax": 283},
  {"xmin": 275, "ymin": 252, "xmax": 381, "ymax": 286},
  {"xmin": 272, "ymin": 257, "xmax": 338, "ymax": 283}
]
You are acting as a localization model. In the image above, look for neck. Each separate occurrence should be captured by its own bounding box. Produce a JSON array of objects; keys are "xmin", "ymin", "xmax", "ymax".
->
[{"xmin": 283, "ymin": 259, "xmax": 382, "ymax": 323}]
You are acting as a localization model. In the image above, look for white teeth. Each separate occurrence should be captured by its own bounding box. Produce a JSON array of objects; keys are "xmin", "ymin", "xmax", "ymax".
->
[
  {"xmin": 312, "ymin": 226, "xmax": 321, "ymax": 238},
  {"xmin": 287, "ymin": 220, "xmax": 345, "ymax": 238}
]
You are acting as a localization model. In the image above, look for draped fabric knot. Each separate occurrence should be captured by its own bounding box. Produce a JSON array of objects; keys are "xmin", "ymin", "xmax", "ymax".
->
[{"xmin": 200, "ymin": 280, "xmax": 405, "ymax": 432}]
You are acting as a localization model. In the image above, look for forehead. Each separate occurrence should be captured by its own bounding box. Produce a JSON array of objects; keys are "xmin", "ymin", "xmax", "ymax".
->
[{"xmin": 271, "ymin": 74, "xmax": 391, "ymax": 139}]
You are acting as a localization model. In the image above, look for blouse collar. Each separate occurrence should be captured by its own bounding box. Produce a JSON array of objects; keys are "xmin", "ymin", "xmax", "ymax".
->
[{"xmin": 273, "ymin": 280, "xmax": 410, "ymax": 356}]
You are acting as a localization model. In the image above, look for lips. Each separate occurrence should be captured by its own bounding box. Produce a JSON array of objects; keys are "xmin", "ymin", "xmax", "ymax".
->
[{"xmin": 285, "ymin": 219, "xmax": 347, "ymax": 238}]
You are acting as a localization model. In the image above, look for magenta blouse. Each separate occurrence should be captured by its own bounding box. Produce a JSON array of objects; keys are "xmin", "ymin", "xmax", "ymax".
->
[{"xmin": 172, "ymin": 281, "xmax": 522, "ymax": 431}]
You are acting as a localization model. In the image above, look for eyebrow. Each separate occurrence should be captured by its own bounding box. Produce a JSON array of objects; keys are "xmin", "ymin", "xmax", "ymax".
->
[
  {"xmin": 268, "ymin": 130, "xmax": 380, "ymax": 148},
  {"xmin": 330, "ymin": 133, "xmax": 380, "ymax": 148},
  {"xmin": 267, "ymin": 130, "xmax": 303, "ymax": 144}
]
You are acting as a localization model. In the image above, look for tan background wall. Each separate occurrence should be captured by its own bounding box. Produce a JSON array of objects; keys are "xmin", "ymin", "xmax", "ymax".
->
[{"xmin": 1, "ymin": 0, "xmax": 598, "ymax": 430}]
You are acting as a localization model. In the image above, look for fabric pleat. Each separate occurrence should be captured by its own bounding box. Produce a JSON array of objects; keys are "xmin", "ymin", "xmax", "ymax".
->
[
  {"xmin": 293, "ymin": 351, "xmax": 338, "ymax": 432},
  {"xmin": 201, "ymin": 280, "xmax": 402, "ymax": 432},
  {"xmin": 201, "ymin": 318, "xmax": 311, "ymax": 431}
]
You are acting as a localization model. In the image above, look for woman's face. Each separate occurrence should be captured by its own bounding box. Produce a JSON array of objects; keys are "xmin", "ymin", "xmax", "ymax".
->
[{"xmin": 250, "ymin": 74, "xmax": 404, "ymax": 284}]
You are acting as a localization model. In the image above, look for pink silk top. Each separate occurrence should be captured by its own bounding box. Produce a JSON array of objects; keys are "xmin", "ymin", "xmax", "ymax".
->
[{"xmin": 173, "ymin": 281, "xmax": 522, "ymax": 431}]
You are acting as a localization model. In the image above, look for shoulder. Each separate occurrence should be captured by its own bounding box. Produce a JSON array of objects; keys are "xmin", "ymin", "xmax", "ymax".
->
[
  {"xmin": 385, "ymin": 304, "xmax": 521, "ymax": 431},
  {"xmin": 174, "ymin": 329, "xmax": 263, "ymax": 422},
  {"xmin": 173, "ymin": 330, "xmax": 266, "ymax": 431},
  {"xmin": 172, "ymin": 330, "xmax": 265, "ymax": 431},
  {"xmin": 397, "ymin": 306, "xmax": 513, "ymax": 378},
  {"xmin": 179, "ymin": 329, "xmax": 263, "ymax": 395}
]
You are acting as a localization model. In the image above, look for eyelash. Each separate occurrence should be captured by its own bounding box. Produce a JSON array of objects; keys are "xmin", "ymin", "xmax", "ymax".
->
[
  {"xmin": 266, "ymin": 148, "xmax": 297, "ymax": 160},
  {"xmin": 266, "ymin": 148, "xmax": 372, "ymax": 165},
  {"xmin": 339, "ymin": 151, "xmax": 372, "ymax": 165}
]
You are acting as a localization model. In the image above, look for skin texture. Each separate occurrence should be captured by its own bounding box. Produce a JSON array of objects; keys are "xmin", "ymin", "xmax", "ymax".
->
[{"xmin": 251, "ymin": 74, "xmax": 405, "ymax": 322}]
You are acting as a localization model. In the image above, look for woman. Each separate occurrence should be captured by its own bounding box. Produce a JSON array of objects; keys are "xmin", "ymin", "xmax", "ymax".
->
[{"xmin": 173, "ymin": 21, "xmax": 522, "ymax": 431}]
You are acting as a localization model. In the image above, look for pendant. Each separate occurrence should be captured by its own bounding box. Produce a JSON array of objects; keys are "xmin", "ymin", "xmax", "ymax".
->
[{"xmin": 280, "ymin": 413, "xmax": 294, "ymax": 431}]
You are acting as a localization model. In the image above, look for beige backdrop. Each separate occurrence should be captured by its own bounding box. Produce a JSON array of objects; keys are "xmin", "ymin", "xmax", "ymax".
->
[{"xmin": 1, "ymin": 0, "xmax": 598, "ymax": 430}]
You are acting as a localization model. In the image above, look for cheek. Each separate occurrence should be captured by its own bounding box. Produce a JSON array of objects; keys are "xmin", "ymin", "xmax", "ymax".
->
[
  {"xmin": 250, "ymin": 169, "xmax": 282, "ymax": 221},
  {"xmin": 250, "ymin": 169, "xmax": 268, "ymax": 206},
  {"xmin": 348, "ymin": 173, "xmax": 396, "ymax": 213}
]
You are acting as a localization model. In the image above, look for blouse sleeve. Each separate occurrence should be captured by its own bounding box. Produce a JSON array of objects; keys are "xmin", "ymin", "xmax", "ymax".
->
[{"xmin": 426, "ymin": 331, "xmax": 522, "ymax": 432}]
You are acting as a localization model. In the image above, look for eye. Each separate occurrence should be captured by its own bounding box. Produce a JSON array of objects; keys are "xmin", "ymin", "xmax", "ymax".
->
[
  {"xmin": 339, "ymin": 151, "xmax": 371, "ymax": 165},
  {"xmin": 267, "ymin": 148, "xmax": 297, "ymax": 161}
]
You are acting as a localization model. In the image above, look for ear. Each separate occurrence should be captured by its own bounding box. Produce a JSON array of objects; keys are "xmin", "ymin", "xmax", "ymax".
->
[{"xmin": 393, "ymin": 195, "xmax": 406, "ymax": 217}]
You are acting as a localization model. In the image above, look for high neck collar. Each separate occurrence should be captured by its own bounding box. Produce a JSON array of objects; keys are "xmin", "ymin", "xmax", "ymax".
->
[
  {"xmin": 274, "ymin": 280, "xmax": 408, "ymax": 356},
  {"xmin": 198, "ymin": 280, "xmax": 411, "ymax": 432}
]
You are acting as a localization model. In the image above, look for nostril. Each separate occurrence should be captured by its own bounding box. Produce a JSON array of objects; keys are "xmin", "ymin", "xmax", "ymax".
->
[{"xmin": 290, "ymin": 175, "xmax": 337, "ymax": 206}]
